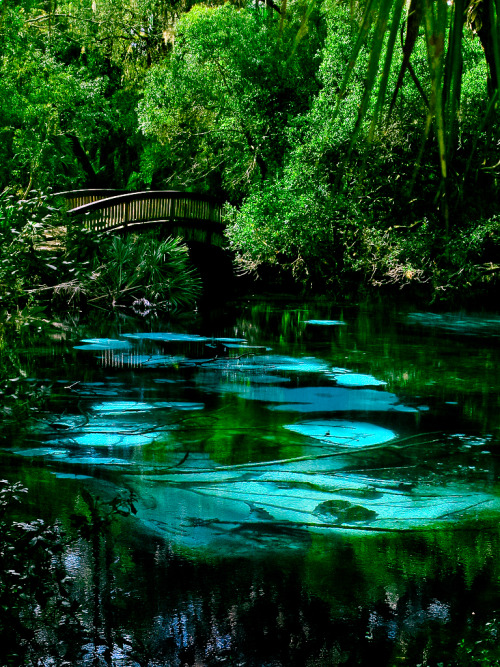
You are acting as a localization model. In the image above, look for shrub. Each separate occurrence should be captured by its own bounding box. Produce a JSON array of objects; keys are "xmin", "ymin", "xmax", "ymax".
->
[{"xmin": 85, "ymin": 232, "xmax": 203, "ymax": 312}]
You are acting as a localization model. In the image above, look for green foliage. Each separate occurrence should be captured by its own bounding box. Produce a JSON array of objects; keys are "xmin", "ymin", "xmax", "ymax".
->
[
  {"xmin": 0, "ymin": 480, "xmax": 84, "ymax": 665},
  {"xmin": 0, "ymin": 478, "xmax": 141, "ymax": 665},
  {"xmin": 323, "ymin": 0, "xmax": 500, "ymax": 229},
  {"xmin": 225, "ymin": 0, "xmax": 500, "ymax": 302},
  {"xmin": 0, "ymin": 0, "xmax": 498, "ymax": 304},
  {"xmin": 351, "ymin": 214, "xmax": 500, "ymax": 303},
  {"xmin": 226, "ymin": 169, "xmax": 364, "ymax": 290},
  {"xmin": 138, "ymin": 2, "xmax": 324, "ymax": 197},
  {"xmin": 0, "ymin": 189, "xmax": 64, "ymax": 311},
  {"xmin": 223, "ymin": 4, "xmax": 369, "ymax": 287},
  {"xmin": 0, "ymin": 45, "xmax": 106, "ymax": 191},
  {"xmin": 85, "ymin": 232, "xmax": 203, "ymax": 311},
  {"xmin": 432, "ymin": 216, "xmax": 500, "ymax": 302},
  {"xmin": 0, "ymin": 190, "xmax": 202, "ymax": 315},
  {"xmin": 0, "ymin": 0, "xmax": 150, "ymax": 192},
  {"xmin": 456, "ymin": 615, "xmax": 500, "ymax": 666}
]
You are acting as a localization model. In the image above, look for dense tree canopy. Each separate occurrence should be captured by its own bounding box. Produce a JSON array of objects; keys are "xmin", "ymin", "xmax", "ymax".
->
[
  {"xmin": 0, "ymin": 0, "xmax": 499, "ymax": 304},
  {"xmin": 138, "ymin": 2, "xmax": 324, "ymax": 196}
]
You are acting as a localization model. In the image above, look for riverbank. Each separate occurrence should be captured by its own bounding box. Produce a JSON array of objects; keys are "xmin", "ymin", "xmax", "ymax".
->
[{"xmin": 1, "ymin": 189, "xmax": 499, "ymax": 320}]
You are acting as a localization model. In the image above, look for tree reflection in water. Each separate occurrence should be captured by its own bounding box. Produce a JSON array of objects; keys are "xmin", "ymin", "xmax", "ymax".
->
[{"xmin": 1, "ymin": 301, "xmax": 500, "ymax": 664}]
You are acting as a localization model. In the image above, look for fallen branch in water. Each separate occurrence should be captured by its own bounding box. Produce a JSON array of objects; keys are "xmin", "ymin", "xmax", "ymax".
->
[
  {"xmin": 135, "ymin": 432, "xmax": 444, "ymax": 476},
  {"xmin": 183, "ymin": 516, "xmax": 496, "ymax": 534}
]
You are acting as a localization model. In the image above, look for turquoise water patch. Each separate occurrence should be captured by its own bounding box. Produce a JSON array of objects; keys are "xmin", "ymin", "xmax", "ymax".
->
[
  {"xmin": 70, "ymin": 383, "xmax": 133, "ymax": 397},
  {"xmin": 225, "ymin": 355, "xmax": 330, "ymax": 374},
  {"xmin": 125, "ymin": 469, "xmax": 500, "ymax": 551},
  {"xmin": 90, "ymin": 401, "xmax": 204, "ymax": 414},
  {"xmin": 13, "ymin": 447, "xmax": 72, "ymax": 458},
  {"xmin": 194, "ymin": 382, "xmax": 416, "ymax": 413},
  {"xmin": 74, "ymin": 338, "xmax": 132, "ymax": 351},
  {"xmin": 284, "ymin": 420, "xmax": 396, "ymax": 448},
  {"xmin": 153, "ymin": 378, "xmax": 179, "ymax": 384},
  {"xmin": 305, "ymin": 320, "xmax": 346, "ymax": 326},
  {"xmin": 61, "ymin": 432, "xmax": 157, "ymax": 447},
  {"xmin": 61, "ymin": 456, "xmax": 134, "ymax": 467},
  {"xmin": 90, "ymin": 401, "xmax": 156, "ymax": 414},
  {"xmin": 122, "ymin": 332, "xmax": 210, "ymax": 343},
  {"xmin": 51, "ymin": 473, "xmax": 93, "ymax": 479},
  {"xmin": 262, "ymin": 355, "xmax": 330, "ymax": 373},
  {"xmin": 330, "ymin": 373, "xmax": 387, "ymax": 388}
]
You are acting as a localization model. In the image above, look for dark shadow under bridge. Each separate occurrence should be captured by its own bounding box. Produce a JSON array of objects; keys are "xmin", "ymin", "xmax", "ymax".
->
[{"xmin": 58, "ymin": 189, "xmax": 226, "ymax": 246}]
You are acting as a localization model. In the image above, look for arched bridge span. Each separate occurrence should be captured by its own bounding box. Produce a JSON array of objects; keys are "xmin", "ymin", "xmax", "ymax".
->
[{"xmin": 58, "ymin": 190, "xmax": 225, "ymax": 246}]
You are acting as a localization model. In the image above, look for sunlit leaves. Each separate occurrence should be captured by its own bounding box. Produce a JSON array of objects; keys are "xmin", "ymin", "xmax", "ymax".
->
[
  {"xmin": 0, "ymin": 44, "xmax": 114, "ymax": 190},
  {"xmin": 138, "ymin": 3, "xmax": 323, "ymax": 196}
]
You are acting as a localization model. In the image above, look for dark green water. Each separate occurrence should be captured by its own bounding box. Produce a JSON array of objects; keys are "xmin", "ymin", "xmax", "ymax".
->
[{"xmin": 2, "ymin": 299, "xmax": 500, "ymax": 665}]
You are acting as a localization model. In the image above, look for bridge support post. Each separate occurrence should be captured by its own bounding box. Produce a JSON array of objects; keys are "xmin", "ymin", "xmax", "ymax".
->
[{"xmin": 124, "ymin": 201, "xmax": 129, "ymax": 228}]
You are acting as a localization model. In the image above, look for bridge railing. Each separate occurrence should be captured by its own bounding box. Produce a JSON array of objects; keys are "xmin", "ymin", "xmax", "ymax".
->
[
  {"xmin": 56, "ymin": 189, "xmax": 128, "ymax": 210},
  {"xmin": 64, "ymin": 190, "xmax": 224, "ymax": 234}
]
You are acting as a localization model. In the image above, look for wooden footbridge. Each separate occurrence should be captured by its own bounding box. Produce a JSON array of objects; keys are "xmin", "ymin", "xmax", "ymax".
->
[{"xmin": 58, "ymin": 189, "xmax": 225, "ymax": 246}]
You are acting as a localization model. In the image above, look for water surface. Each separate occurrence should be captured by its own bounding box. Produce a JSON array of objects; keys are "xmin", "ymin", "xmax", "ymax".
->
[{"xmin": 2, "ymin": 300, "xmax": 500, "ymax": 664}]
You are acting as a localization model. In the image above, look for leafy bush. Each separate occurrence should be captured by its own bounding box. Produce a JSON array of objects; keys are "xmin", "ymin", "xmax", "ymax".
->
[
  {"xmin": 225, "ymin": 171, "xmax": 364, "ymax": 292},
  {"xmin": 138, "ymin": 3, "xmax": 324, "ymax": 197},
  {"xmin": 225, "ymin": 0, "xmax": 499, "ymax": 303},
  {"xmin": 0, "ymin": 189, "xmax": 65, "ymax": 311},
  {"xmin": 84, "ymin": 232, "xmax": 203, "ymax": 312},
  {"xmin": 0, "ymin": 480, "xmax": 84, "ymax": 665},
  {"xmin": 0, "ymin": 190, "xmax": 202, "ymax": 315},
  {"xmin": 353, "ymin": 215, "xmax": 500, "ymax": 303}
]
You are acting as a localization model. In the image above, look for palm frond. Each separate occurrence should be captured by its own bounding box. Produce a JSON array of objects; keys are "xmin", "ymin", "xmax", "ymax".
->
[{"xmin": 334, "ymin": 0, "xmax": 500, "ymax": 226}]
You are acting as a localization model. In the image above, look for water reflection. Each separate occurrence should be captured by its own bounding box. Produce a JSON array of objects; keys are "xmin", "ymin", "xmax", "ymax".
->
[{"xmin": 2, "ymin": 300, "xmax": 500, "ymax": 664}]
